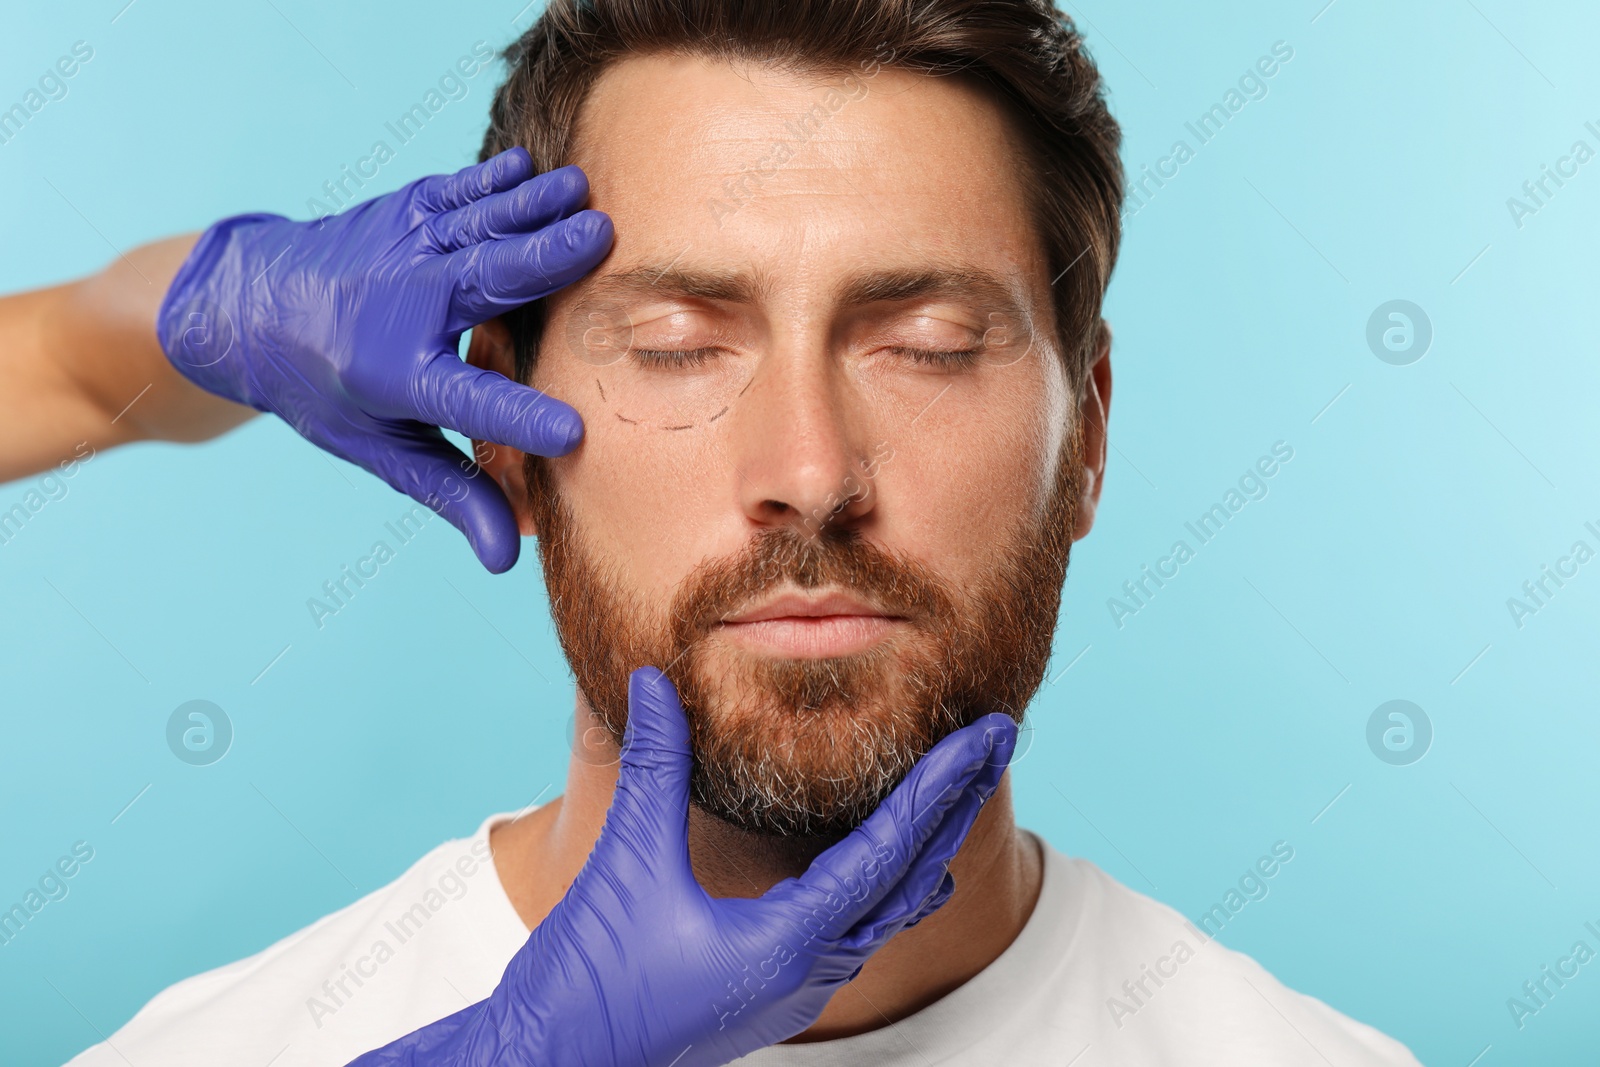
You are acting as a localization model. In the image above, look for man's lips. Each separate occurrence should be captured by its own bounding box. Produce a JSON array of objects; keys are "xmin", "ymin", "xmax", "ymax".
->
[
  {"xmin": 716, "ymin": 591, "xmax": 908, "ymax": 658},
  {"xmin": 722, "ymin": 591, "xmax": 897, "ymax": 624}
]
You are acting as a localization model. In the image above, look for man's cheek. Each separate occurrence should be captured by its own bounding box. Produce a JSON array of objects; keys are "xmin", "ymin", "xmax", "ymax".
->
[
  {"xmin": 579, "ymin": 454, "xmax": 719, "ymax": 598},
  {"xmin": 908, "ymin": 463, "xmax": 1037, "ymax": 576}
]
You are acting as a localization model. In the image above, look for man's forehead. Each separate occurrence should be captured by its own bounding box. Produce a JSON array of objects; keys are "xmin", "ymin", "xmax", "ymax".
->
[
  {"xmin": 566, "ymin": 54, "xmax": 1047, "ymax": 286},
  {"xmin": 552, "ymin": 52, "xmax": 1058, "ymax": 342}
]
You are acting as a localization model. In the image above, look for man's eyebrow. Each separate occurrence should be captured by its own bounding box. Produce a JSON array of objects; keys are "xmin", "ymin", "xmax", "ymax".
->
[
  {"xmin": 835, "ymin": 266, "xmax": 1025, "ymax": 316},
  {"xmin": 579, "ymin": 263, "xmax": 1027, "ymax": 315},
  {"xmin": 582, "ymin": 265, "xmax": 768, "ymax": 304}
]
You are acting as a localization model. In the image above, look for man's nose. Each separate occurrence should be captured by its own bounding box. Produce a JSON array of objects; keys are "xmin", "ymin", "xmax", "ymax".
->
[{"xmin": 728, "ymin": 348, "xmax": 875, "ymax": 535}]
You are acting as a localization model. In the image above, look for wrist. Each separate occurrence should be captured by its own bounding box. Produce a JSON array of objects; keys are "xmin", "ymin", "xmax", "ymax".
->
[{"xmin": 156, "ymin": 211, "xmax": 286, "ymax": 406}]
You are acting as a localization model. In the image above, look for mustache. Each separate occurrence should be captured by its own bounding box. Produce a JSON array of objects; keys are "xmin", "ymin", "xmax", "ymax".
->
[{"xmin": 669, "ymin": 525, "xmax": 958, "ymax": 645}]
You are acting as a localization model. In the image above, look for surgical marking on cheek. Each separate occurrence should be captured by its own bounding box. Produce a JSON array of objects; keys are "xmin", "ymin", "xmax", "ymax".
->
[
  {"xmin": 665, "ymin": 423, "xmax": 694, "ymax": 431},
  {"xmin": 708, "ymin": 405, "xmax": 731, "ymax": 423},
  {"xmin": 616, "ymin": 412, "xmax": 638, "ymax": 425},
  {"xmin": 595, "ymin": 379, "xmax": 606, "ymax": 400}
]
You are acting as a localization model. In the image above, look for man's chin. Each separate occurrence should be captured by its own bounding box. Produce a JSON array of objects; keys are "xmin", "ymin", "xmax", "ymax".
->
[
  {"xmin": 687, "ymin": 769, "xmax": 899, "ymax": 840},
  {"xmin": 685, "ymin": 790, "xmax": 871, "ymax": 843},
  {"xmin": 678, "ymin": 667, "xmax": 951, "ymax": 838}
]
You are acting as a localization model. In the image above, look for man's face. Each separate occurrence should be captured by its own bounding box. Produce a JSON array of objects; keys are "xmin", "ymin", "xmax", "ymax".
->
[{"xmin": 514, "ymin": 54, "xmax": 1097, "ymax": 837}]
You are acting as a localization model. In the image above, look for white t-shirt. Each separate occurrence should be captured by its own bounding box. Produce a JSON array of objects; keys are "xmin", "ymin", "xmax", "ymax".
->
[{"xmin": 65, "ymin": 811, "xmax": 1420, "ymax": 1066}]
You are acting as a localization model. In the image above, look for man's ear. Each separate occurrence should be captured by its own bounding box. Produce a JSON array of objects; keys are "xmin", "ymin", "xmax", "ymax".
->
[
  {"xmin": 1071, "ymin": 320, "xmax": 1112, "ymax": 543},
  {"xmin": 465, "ymin": 318, "xmax": 540, "ymax": 538}
]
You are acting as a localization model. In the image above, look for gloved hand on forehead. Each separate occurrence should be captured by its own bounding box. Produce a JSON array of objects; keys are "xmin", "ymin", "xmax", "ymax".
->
[
  {"xmin": 345, "ymin": 666, "xmax": 1018, "ymax": 1067},
  {"xmin": 156, "ymin": 147, "xmax": 612, "ymax": 573}
]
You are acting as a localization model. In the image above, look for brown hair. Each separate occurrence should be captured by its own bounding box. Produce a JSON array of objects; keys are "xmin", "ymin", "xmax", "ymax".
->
[{"xmin": 479, "ymin": 0, "xmax": 1123, "ymax": 394}]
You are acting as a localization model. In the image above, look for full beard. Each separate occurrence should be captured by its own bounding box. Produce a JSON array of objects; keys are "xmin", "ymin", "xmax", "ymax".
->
[{"xmin": 525, "ymin": 430, "xmax": 1080, "ymax": 839}]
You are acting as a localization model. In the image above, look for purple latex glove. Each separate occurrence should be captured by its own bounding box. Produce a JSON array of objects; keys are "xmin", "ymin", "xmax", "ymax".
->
[
  {"xmin": 348, "ymin": 667, "xmax": 1018, "ymax": 1067},
  {"xmin": 156, "ymin": 147, "xmax": 612, "ymax": 573}
]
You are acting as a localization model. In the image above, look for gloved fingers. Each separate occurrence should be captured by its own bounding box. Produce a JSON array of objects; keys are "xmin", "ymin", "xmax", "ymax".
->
[
  {"xmin": 851, "ymin": 837, "xmax": 956, "ymax": 940},
  {"xmin": 832, "ymin": 721, "xmax": 1014, "ymax": 953},
  {"xmin": 363, "ymin": 426, "xmax": 525, "ymax": 574},
  {"xmin": 784, "ymin": 714, "xmax": 1013, "ymax": 940},
  {"xmin": 596, "ymin": 667, "xmax": 695, "ymax": 871},
  {"xmin": 619, "ymin": 668, "xmax": 694, "ymax": 790},
  {"xmin": 900, "ymin": 714, "xmax": 1016, "ymax": 877},
  {"xmin": 841, "ymin": 867, "xmax": 956, "ymax": 956},
  {"xmin": 426, "ymin": 165, "xmax": 592, "ymax": 253},
  {"xmin": 838, "ymin": 842, "xmax": 960, "ymax": 954},
  {"xmin": 414, "ymin": 147, "xmax": 536, "ymax": 213},
  {"xmin": 445, "ymin": 210, "xmax": 614, "ymax": 330},
  {"xmin": 871, "ymin": 714, "xmax": 1014, "ymax": 915},
  {"xmin": 408, "ymin": 353, "xmax": 584, "ymax": 458}
]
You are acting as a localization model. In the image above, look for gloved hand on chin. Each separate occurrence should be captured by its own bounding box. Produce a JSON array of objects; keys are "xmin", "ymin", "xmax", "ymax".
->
[{"xmin": 346, "ymin": 666, "xmax": 1018, "ymax": 1067}]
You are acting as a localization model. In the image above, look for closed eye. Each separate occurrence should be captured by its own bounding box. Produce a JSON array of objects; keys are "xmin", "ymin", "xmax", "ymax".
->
[
  {"xmin": 629, "ymin": 346, "xmax": 983, "ymax": 369},
  {"xmin": 630, "ymin": 347, "xmax": 720, "ymax": 368},
  {"xmin": 888, "ymin": 345, "xmax": 984, "ymax": 369}
]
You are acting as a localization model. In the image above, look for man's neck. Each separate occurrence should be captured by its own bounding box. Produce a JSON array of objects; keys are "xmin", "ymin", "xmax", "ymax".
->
[{"xmin": 489, "ymin": 693, "xmax": 1043, "ymax": 1040}]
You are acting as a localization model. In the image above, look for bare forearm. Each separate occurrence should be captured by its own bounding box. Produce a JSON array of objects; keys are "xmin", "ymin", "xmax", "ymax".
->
[{"xmin": 0, "ymin": 234, "xmax": 255, "ymax": 483}]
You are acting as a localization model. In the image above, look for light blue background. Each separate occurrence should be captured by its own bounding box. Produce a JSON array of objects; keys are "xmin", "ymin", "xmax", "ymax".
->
[{"xmin": 3, "ymin": 1, "xmax": 1597, "ymax": 1064}]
